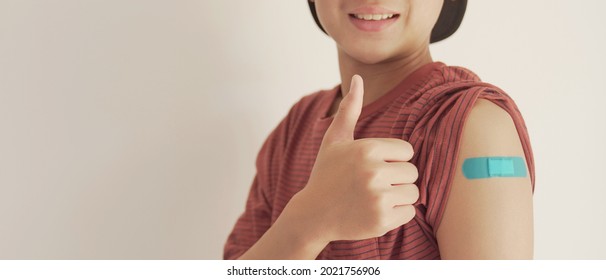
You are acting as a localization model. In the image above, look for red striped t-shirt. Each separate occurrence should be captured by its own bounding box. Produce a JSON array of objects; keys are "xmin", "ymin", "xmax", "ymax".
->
[{"xmin": 224, "ymin": 61, "xmax": 535, "ymax": 260}]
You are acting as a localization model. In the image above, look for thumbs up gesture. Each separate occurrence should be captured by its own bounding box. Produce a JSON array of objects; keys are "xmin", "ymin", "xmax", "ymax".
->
[{"xmin": 291, "ymin": 75, "xmax": 419, "ymax": 242}]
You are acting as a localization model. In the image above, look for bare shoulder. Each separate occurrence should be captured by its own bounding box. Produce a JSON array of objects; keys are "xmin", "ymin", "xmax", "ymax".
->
[
  {"xmin": 435, "ymin": 98, "xmax": 534, "ymax": 259},
  {"xmin": 462, "ymin": 98, "xmax": 523, "ymax": 154}
]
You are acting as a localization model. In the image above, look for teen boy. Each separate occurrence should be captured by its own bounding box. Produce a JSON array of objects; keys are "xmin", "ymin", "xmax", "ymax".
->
[{"xmin": 224, "ymin": 0, "xmax": 534, "ymax": 259}]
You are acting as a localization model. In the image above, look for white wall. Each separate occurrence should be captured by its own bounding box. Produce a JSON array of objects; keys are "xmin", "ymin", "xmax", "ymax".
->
[{"xmin": 0, "ymin": 0, "xmax": 604, "ymax": 259}]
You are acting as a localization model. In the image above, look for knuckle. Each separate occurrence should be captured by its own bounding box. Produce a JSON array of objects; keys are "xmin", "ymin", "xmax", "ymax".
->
[
  {"xmin": 373, "ymin": 191, "xmax": 391, "ymax": 209},
  {"xmin": 337, "ymin": 98, "xmax": 349, "ymax": 112},
  {"xmin": 360, "ymin": 165, "xmax": 381, "ymax": 186},
  {"xmin": 367, "ymin": 191, "xmax": 383, "ymax": 206},
  {"xmin": 371, "ymin": 194, "xmax": 387, "ymax": 210},
  {"xmin": 355, "ymin": 140, "xmax": 378, "ymax": 160}
]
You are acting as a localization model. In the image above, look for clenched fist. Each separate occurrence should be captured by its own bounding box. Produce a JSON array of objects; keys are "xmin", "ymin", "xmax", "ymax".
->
[{"xmin": 289, "ymin": 75, "xmax": 419, "ymax": 242}]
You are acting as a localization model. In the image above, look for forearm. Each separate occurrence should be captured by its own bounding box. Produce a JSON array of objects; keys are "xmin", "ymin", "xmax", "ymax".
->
[{"xmin": 237, "ymin": 193, "xmax": 329, "ymax": 260}]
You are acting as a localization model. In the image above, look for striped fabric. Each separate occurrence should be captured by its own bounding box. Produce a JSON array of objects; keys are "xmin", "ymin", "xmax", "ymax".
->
[{"xmin": 224, "ymin": 62, "xmax": 535, "ymax": 260}]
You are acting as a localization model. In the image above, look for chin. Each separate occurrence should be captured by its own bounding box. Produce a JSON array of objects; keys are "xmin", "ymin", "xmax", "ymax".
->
[
  {"xmin": 344, "ymin": 46, "xmax": 397, "ymax": 65},
  {"xmin": 336, "ymin": 33, "xmax": 408, "ymax": 64}
]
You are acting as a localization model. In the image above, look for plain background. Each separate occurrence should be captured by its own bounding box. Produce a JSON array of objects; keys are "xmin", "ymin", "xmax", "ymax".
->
[{"xmin": 0, "ymin": 0, "xmax": 604, "ymax": 259}]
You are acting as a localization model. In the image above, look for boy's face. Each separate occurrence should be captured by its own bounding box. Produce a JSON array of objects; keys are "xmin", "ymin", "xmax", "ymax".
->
[{"xmin": 313, "ymin": 0, "xmax": 443, "ymax": 64}]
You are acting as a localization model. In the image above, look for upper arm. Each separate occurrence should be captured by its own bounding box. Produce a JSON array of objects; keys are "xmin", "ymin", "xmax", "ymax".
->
[{"xmin": 436, "ymin": 99, "xmax": 534, "ymax": 259}]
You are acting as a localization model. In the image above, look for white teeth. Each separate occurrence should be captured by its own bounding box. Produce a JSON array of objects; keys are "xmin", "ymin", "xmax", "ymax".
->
[{"xmin": 354, "ymin": 14, "xmax": 395, "ymax": 21}]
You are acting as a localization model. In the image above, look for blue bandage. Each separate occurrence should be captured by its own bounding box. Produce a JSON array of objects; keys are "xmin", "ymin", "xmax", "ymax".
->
[{"xmin": 462, "ymin": 157, "xmax": 527, "ymax": 179}]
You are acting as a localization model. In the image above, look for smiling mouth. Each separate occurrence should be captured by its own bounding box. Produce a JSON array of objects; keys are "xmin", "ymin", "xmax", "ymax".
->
[{"xmin": 349, "ymin": 13, "xmax": 400, "ymax": 21}]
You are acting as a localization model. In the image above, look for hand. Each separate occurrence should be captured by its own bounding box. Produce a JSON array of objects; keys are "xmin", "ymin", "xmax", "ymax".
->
[{"xmin": 292, "ymin": 75, "xmax": 419, "ymax": 242}]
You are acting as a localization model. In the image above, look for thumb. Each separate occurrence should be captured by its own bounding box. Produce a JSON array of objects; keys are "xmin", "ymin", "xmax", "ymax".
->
[{"xmin": 323, "ymin": 74, "xmax": 364, "ymax": 144}]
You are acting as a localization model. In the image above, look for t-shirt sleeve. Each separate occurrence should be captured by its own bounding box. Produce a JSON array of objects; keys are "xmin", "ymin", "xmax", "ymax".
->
[
  {"xmin": 223, "ymin": 110, "xmax": 291, "ymax": 260},
  {"xmin": 415, "ymin": 86, "xmax": 535, "ymax": 236}
]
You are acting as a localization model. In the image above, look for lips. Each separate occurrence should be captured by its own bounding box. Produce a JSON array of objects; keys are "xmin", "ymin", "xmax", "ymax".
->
[
  {"xmin": 351, "ymin": 13, "xmax": 397, "ymax": 20},
  {"xmin": 347, "ymin": 6, "xmax": 400, "ymax": 32}
]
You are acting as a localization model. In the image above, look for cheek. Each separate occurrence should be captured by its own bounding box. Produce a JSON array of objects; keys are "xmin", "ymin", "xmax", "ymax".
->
[
  {"xmin": 408, "ymin": 0, "xmax": 443, "ymax": 33},
  {"xmin": 314, "ymin": 1, "xmax": 344, "ymax": 37}
]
